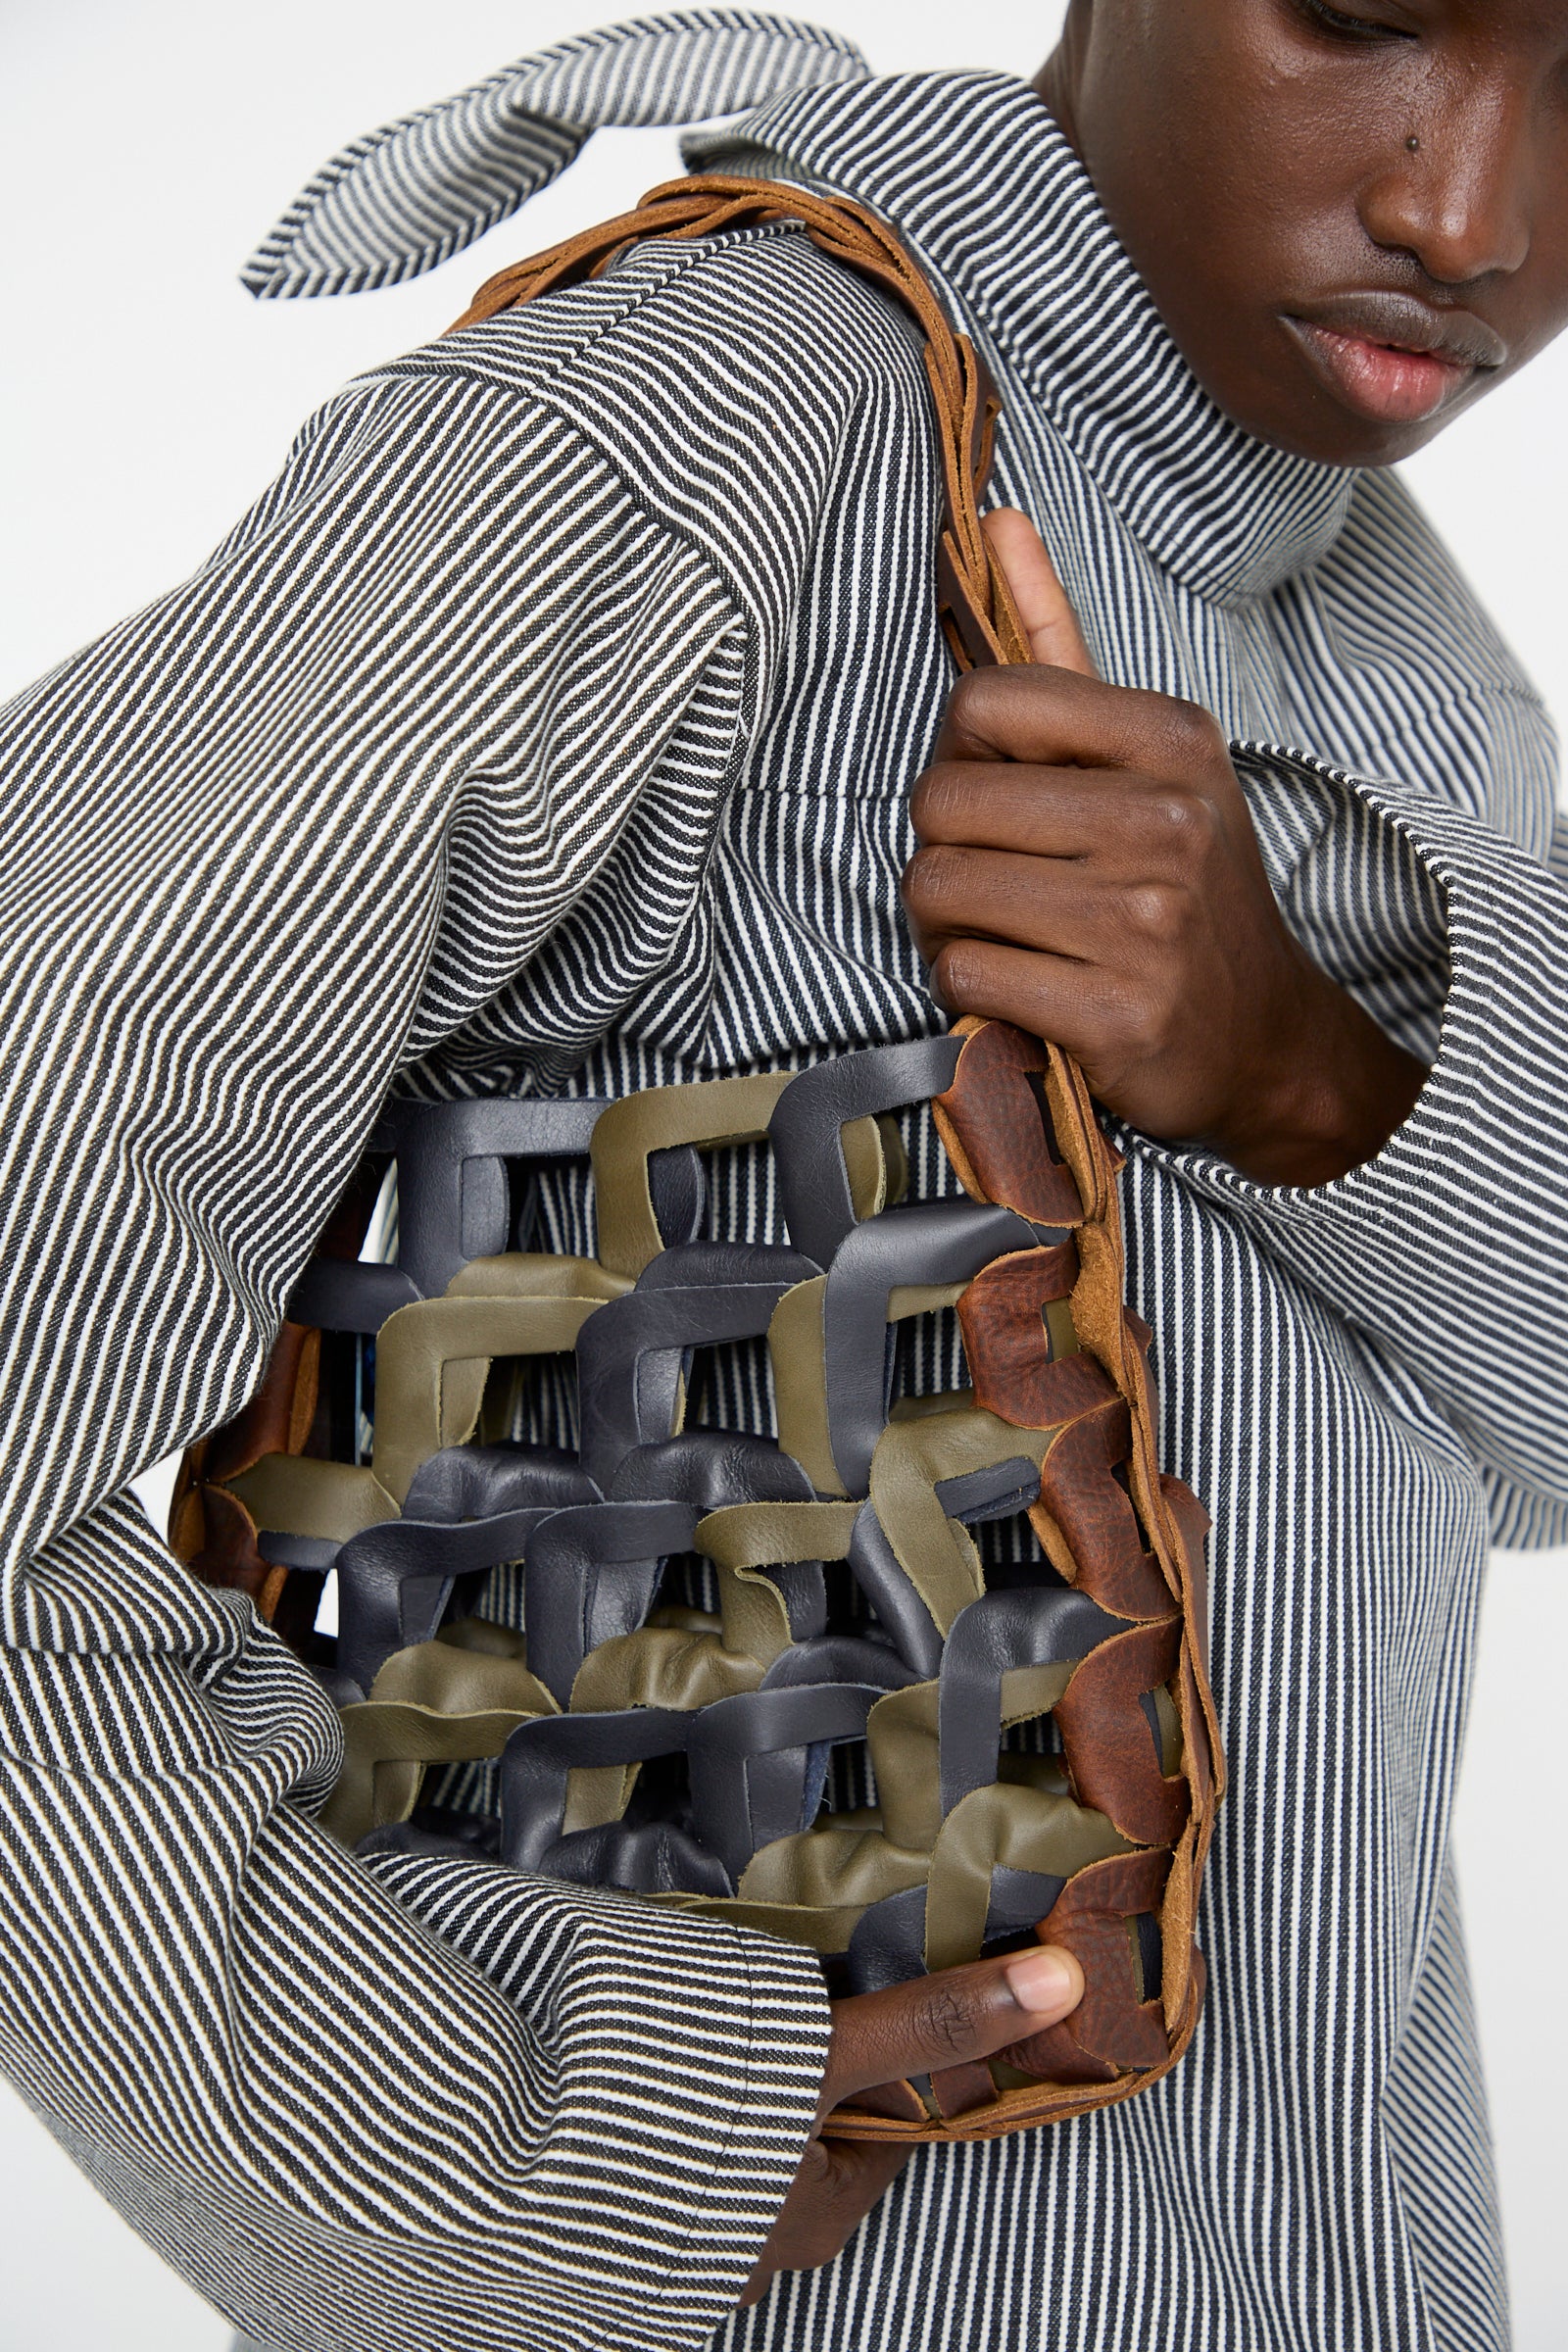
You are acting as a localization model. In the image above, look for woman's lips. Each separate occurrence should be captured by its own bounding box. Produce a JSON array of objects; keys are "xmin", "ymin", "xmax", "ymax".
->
[{"xmin": 1288, "ymin": 318, "xmax": 1472, "ymax": 424}]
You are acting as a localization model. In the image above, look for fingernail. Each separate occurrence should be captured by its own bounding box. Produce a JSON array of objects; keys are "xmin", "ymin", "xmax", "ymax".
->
[{"xmin": 1004, "ymin": 1947, "xmax": 1074, "ymax": 2014}]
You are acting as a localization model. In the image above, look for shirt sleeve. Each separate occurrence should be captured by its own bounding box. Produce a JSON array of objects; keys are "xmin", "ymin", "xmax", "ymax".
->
[
  {"xmin": 1136, "ymin": 742, "xmax": 1568, "ymax": 1552},
  {"xmin": 0, "ymin": 360, "xmax": 829, "ymax": 2351}
]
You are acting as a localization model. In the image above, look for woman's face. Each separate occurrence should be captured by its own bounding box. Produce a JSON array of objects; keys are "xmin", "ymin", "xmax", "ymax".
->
[{"xmin": 1037, "ymin": 0, "xmax": 1568, "ymax": 465}]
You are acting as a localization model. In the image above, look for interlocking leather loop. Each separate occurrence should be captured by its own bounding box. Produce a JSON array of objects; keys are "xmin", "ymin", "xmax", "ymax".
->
[{"xmin": 173, "ymin": 178, "xmax": 1222, "ymax": 2147}]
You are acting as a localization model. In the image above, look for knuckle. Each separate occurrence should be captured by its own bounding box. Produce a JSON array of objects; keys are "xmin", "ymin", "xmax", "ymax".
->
[
  {"xmin": 945, "ymin": 663, "xmax": 1037, "ymax": 738},
  {"xmin": 922, "ymin": 841, "xmax": 967, "ymax": 894},
  {"xmin": 905, "ymin": 843, "xmax": 966, "ymax": 909},
  {"xmin": 1143, "ymin": 785, "xmax": 1207, "ymax": 849},
  {"xmin": 1124, "ymin": 880, "xmax": 1188, "ymax": 946},
  {"xmin": 908, "ymin": 763, "xmax": 959, "ymax": 837},
  {"xmin": 1161, "ymin": 696, "xmax": 1226, "ymax": 763},
  {"xmin": 916, "ymin": 1980, "xmax": 981, "ymax": 2060},
  {"xmin": 930, "ymin": 939, "xmax": 980, "ymax": 1006},
  {"xmin": 900, "ymin": 848, "xmax": 934, "ymax": 914},
  {"xmin": 945, "ymin": 669, "xmax": 992, "ymax": 732}
]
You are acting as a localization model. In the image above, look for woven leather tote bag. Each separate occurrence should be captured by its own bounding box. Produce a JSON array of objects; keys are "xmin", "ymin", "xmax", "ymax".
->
[{"xmin": 173, "ymin": 179, "xmax": 1223, "ymax": 2142}]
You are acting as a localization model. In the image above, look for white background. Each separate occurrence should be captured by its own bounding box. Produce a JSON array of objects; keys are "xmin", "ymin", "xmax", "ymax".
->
[{"xmin": 1, "ymin": 5, "xmax": 1565, "ymax": 2347}]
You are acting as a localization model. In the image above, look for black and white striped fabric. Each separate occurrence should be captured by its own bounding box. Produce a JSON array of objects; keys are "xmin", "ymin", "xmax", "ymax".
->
[
  {"xmin": 240, "ymin": 10, "xmax": 868, "ymax": 299},
  {"xmin": 0, "ymin": 15, "xmax": 1559, "ymax": 2351}
]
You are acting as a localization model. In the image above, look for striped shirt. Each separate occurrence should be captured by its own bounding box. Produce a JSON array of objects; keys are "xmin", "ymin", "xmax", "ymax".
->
[{"xmin": 2, "ymin": 15, "xmax": 1563, "ymax": 2351}]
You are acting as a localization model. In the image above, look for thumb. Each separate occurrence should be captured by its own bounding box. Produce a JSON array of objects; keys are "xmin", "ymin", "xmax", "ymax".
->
[
  {"xmin": 982, "ymin": 506, "xmax": 1098, "ymax": 676},
  {"xmin": 820, "ymin": 1943, "xmax": 1085, "ymax": 2117}
]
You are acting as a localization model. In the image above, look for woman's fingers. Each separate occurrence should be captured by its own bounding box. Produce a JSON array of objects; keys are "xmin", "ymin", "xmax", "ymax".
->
[{"xmin": 981, "ymin": 506, "xmax": 1098, "ymax": 675}]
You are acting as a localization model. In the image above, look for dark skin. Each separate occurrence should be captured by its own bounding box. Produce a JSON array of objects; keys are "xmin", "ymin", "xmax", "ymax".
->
[
  {"xmin": 740, "ymin": 1943, "xmax": 1084, "ymax": 2303},
  {"xmin": 906, "ymin": 0, "xmax": 1568, "ymax": 1188},
  {"xmin": 746, "ymin": 0, "xmax": 1568, "ymax": 2308}
]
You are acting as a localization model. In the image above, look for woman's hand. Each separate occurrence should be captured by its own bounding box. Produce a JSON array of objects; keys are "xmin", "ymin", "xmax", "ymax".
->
[
  {"xmin": 903, "ymin": 511, "xmax": 1427, "ymax": 1186},
  {"xmin": 739, "ymin": 1942, "xmax": 1083, "ymax": 2305}
]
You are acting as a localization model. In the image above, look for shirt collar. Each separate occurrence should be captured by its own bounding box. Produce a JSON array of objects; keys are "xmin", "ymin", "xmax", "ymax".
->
[{"xmin": 690, "ymin": 71, "xmax": 1357, "ymax": 606}]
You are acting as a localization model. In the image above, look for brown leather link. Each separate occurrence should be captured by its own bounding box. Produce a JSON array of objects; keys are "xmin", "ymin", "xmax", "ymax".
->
[
  {"xmin": 821, "ymin": 1019, "xmax": 1220, "ymax": 2139},
  {"xmin": 173, "ymin": 177, "xmax": 1223, "ymax": 2146}
]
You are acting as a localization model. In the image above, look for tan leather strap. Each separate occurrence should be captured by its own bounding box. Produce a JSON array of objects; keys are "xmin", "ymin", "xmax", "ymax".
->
[{"xmin": 451, "ymin": 174, "xmax": 1032, "ymax": 675}]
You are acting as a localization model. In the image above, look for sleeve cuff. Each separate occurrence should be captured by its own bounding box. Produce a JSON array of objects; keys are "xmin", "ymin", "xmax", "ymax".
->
[
  {"xmin": 1119, "ymin": 744, "xmax": 1568, "ymax": 1416},
  {"xmin": 363, "ymin": 1847, "xmax": 831, "ymax": 2331}
]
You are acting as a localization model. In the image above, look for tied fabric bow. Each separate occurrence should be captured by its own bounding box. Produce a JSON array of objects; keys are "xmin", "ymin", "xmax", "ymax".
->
[{"xmin": 241, "ymin": 7, "xmax": 869, "ymax": 300}]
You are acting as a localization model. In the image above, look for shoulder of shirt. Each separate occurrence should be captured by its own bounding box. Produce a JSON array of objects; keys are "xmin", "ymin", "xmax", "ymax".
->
[
  {"xmin": 366, "ymin": 219, "xmax": 933, "ymax": 494},
  {"xmin": 318, "ymin": 219, "xmax": 940, "ymax": 639}
]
